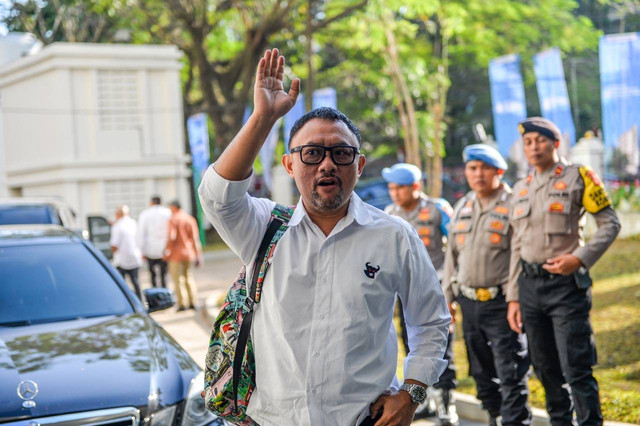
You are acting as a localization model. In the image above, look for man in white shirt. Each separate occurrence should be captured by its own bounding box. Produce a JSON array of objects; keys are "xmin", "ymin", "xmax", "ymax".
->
[
  {"xmin": 110, "ymin": 204, "xmax": 143, "ymax": 300},
  {"xmin": 137, "ymin": 196, "xmax": 172, "ymax": 288},
  {"xmin": 199, "ymin": 49, "xmax": 450, "ymax": 426}
]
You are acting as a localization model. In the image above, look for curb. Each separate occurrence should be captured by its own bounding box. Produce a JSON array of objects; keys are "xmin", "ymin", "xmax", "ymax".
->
[{"xmin": 199, "ymin": 294, "xmax": 637, "ymax": 426}]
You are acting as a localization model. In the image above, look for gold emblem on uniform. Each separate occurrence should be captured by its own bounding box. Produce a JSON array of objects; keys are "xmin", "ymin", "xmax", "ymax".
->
[
  {"xmin": 515, "ymin": 207, "xmax": 524, "ymax": 216},
  {"xmin": 418, "ymin": 227, "xmax": 431, "ymax": 236},
  {"xmin": 526, "ymin": 175, "xmax": 532, "ymax": 184},
  {"xmin": 457, "ymin": 234, "xmax": 465, "ymax": 245},
  {"xmin": 456, "ymin": 222, "xmax": 467, "ymax": 230},
  {"xmin": 422, "ymin": 237, "xmax": 431, "ymax": 247},
  {"xmin": 490, "ymin": 233, "xmax": 501, "ymax": 244},
  {"xmin": 549, "ymin": 202, "xmax": 564, "ymax": 212},
  {"xmin": 554, "ymin": 181, "xmax": 567, "ymax": 190},
  {"xmin": 519, "ymin": 188, "xmax": 528, "ymax": 197},
  {"xmin": 494, "ymin": 206, "xmax": 509, "ymax": 215},
  {"xmin": 490, "ymin": 221, "xmax": 504, "ymax": 231},
  {"xmin": 476, "ymin": 288, "xmax": 492, "ymax": 302},
  {"xmin": 554, "ymin": 165, "xmax": 563, "ymax": 176},
  {"xmin": 518, "ymin": 123, "xmax": 525, "ymax": 135}
]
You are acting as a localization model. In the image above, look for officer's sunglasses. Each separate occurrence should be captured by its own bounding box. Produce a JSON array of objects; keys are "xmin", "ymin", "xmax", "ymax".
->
[{"xmin": 290, "ymin": 145, "xmax": 360, "ymax": 165}]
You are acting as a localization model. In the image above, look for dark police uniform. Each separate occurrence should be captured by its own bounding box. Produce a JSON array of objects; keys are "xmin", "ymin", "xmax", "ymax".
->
[
  {"xmin": 443, "ymin": 184, "xmax": 531, "ymax": 425},
  {"xmin": 507, "ymin": 119, "xmax": 621, "ymax": 426}
]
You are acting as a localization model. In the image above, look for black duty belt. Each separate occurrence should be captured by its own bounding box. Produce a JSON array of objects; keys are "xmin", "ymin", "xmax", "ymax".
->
[{"xmin": 521, "ymin": 260, "xmax": 552, "ymax": 278}]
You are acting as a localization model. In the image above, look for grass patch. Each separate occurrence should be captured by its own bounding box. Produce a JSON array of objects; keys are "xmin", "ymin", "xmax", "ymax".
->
[{"xmin": 399, "ymin": 238, "xmax": 640, "ymax": 423}]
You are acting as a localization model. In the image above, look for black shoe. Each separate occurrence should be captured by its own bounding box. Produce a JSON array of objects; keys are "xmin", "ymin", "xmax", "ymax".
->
[
  {"xmin": 176, "ymin": 306, "xmax": 187, "ymax": 312},
  {"xmin": 189, "ymin": 304, "xmax": 196, "ymax": 310},
  {"xmin": 488, "ymin": 415, "xmax": 499, "ymax": 426}
]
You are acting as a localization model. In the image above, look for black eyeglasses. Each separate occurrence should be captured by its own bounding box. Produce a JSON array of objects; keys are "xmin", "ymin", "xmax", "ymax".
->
[{"xmin": 290, "ymin": 145, "xmax": 360, "ymax": 165}]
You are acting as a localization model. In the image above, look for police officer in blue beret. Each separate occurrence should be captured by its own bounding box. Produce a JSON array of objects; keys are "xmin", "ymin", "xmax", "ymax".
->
[
  {"xmin": 443, "ymin": 144, "xmax": 531, "ymax": 426},
  {"xmin": 382, "ymin": 163, "xmax": 457, "ymax": 424}
]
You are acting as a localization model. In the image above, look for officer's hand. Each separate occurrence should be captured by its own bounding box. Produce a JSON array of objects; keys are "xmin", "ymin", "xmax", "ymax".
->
[
  {"xmin": 542, "ymin": 254, "xmax": 583, "ymax": 275},
  {"xmin": 370, "ymin": 392, "xmax": 417, "ymax": 426},
  {"xmin": 447, "ymin": 302, "xmax": 456, "ymax": 324},
  {"xmin": 507, "ymin": 301, "xmax": 523, "ymax": 334}
]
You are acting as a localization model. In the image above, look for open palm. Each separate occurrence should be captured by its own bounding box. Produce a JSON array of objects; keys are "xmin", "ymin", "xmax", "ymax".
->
[{"xmin": 254, "ymin": 49, "xmax": 300, "ymax": 120}]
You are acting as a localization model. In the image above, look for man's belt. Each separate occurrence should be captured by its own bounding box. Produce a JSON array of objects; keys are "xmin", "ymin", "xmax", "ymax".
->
[
  {"xmin": 521, "ymin": 260, "xmax": 552, "ymax": 278},
  {"xmin": 459, "ymin": 284, "xmax": 501, "ymax": 302}
]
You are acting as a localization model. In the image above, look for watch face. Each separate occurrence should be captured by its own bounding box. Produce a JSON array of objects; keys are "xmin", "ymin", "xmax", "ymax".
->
[{"xmin": 412, "ymin": 385, "xmax": 427, "ymax": 402}]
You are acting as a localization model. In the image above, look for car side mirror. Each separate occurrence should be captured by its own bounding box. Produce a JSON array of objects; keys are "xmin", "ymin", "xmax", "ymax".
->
[{"xmin": 145, "ymin": 288, "xmax": 176, "ymax": 313}]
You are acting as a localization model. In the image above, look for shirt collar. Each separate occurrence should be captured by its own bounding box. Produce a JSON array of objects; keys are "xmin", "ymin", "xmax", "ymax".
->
[{"xmin": 286, "ymin": 192, "xmax": 373, "ymax": 229}]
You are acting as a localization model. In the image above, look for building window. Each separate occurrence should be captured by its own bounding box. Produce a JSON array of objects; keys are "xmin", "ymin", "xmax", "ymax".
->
[
  {"xmin": 97, "ymin": 70, "xmax": 140, "ymax": 131},
  {"xmin": 104, "ymin": 180, "xmax": 146, "ymax": 219}
]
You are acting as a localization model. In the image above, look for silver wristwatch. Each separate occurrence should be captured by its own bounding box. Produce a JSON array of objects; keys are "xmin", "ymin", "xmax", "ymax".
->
[{"xmin": 399, "ymin": 383, "xmax": 427, "ymax": 404}]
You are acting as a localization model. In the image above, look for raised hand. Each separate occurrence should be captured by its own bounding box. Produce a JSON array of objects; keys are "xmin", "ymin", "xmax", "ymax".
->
[{"xmin": 254, "ymin": 49, "xmax": 300, "ymax": 121}]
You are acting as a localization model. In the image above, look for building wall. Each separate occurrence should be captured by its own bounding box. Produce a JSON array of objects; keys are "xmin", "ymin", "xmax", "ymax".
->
[{"xmin": 0, "ymin": 43, "xmax": 193, "ymax": 223}]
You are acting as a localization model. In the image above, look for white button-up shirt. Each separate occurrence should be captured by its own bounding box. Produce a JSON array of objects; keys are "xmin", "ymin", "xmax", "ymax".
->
[
  {"xmin": 137, "ymin": 205, "xmax": 172, "ymax": 259},
  {"xmin": 199, "ymin": 167, "xmax": 449, "ymax": 426},
  {"xmin": 110, "ymin": 216, "xmax": 142, "ymax": 270}
]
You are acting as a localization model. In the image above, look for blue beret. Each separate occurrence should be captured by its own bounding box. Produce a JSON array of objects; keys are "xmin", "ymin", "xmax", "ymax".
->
[
  {"xmin": 463, "ymin": 144, "xmax": 508, "ymax": 170},
  {"xmin": 381, "ymin": 163, "xmax": 422, "ymax": 185}
]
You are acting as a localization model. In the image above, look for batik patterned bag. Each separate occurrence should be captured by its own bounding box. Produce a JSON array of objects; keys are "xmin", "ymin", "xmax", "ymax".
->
[{"xmin": 203, "ymin": 204, "xmax": 294, "ymax": 425}]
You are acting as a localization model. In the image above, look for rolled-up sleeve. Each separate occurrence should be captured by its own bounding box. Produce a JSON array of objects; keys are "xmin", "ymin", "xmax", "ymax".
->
[
  {"xmin": 397, "ymin": 225, "xmax": 450, "ymax": 386},
  {"xmin": 198, "ymin": 164, "xmax": 274, "ymax": 265}
]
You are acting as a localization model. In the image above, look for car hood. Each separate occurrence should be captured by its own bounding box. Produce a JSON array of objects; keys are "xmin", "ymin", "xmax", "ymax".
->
[{"xmin": 0, "ymin": 313, "xmax": 200, "ymax": 422}]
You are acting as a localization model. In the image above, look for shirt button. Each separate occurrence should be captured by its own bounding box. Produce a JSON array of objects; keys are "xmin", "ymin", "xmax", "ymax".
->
[
  {"xmin": 312, "ymin": 389, "xmax": 317, "ymax": 395},
  {"xmin": 320, "ymin": 314, "xmax": 325, "ymax": 320},
  {"xmin": 314, "ymin": 352, "xmax": 319, "ymax": 357}
]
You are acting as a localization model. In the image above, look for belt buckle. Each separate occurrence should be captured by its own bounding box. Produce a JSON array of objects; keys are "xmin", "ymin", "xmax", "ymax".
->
[{"xmin": 475, "ymin": 288, "xmax": 492, "ymax": 302}]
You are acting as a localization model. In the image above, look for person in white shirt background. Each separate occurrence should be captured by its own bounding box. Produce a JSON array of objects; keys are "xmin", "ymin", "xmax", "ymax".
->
[
  {"xmin": 137, "ymin": 196, "xmax": 172, "ymax": 288},
  {"xmin": 110, "ymin": 204, "xmax": 143, "ymax": 300},
  {"xmin": 199, "ymin": 48, "xmax": 450, "ymax": 426}
]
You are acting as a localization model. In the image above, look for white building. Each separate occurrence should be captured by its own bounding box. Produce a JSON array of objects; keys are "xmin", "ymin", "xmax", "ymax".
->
[{"xmin": 0, "ymin": 42, "xmax": 192, "ymax": 223}]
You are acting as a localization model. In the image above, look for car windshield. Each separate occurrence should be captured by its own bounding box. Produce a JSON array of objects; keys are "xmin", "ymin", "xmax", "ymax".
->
[
  {"xmin": 0, "ymin": 205, "xmax": 62, "ymax": 225},
  {"xmin": 0, "ymin": 243, "xmax": 134, "ymax": 326}
]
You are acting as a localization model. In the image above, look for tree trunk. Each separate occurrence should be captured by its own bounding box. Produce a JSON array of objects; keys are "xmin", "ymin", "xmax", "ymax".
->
[{"xmin": 384, "ymin": 23, "xmax": 421, "ymax": 169}]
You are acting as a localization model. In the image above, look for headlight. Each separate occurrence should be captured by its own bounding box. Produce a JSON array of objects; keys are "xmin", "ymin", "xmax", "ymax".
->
[
  {"xmin": 150, "ymin": 405, "xmax": 176, "ymax": 426},
  {"xmin": 182, "ymin": 371, "xmax": 227, "ymax": 426}
]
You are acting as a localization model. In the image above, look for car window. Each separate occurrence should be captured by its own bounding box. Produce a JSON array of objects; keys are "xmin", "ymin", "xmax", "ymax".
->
[
  {"xmin": 0, "ymin": 205, "xmax": 62, "ymax": 225},
  {"xmin": 0, "ymin": 243, "xmax": 134, "ymax": 326}
]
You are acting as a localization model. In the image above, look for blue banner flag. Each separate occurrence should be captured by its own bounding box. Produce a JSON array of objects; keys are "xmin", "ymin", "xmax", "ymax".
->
[
  {"xmin": 599, "ymin": 33, "xmax": 640, "ymax": 150},
  {"xmin": 312, "ymin": 87, "xmax": 337, "ymax": 109},
  {"xmin": 186, "ymin": 113, "xmax": 211, "ymax": 245},
  {"xmin": 283, "ymin": 94, "xmax": 306, "ymax": 152},
  {"xmin": 187, "ymin": 113, "xmax": 211, "ymax": 178},
  {"xmin": 489, "ymin": 54, "xmax": 527, "ymax": 156},
  {"xmin": 534, "ymin": 48, "xmax": 576, "ymax": 150}
]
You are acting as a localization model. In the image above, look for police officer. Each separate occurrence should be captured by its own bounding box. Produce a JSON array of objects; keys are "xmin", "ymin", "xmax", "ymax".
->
[
  {"xmin": 442, "ymin": 144, "xmax": 531, "ymax": 426},
  {"xmin": 506, "ymin": 117, "xmax": 621, "ymax": 425},
  {"xmin": 382, "ymin": 163, "xmax": 457, "ymax": 425}
]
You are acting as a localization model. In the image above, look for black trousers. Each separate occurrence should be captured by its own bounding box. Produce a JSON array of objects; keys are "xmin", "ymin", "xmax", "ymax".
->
[
  {"xmin": 398, "ymin": 300, "xmax": 457, "ymax": 389},
  {"xmin": 458, "ymin": 293, "xmax": 531, "ymax": 425},
  {"xmin": 519, "ymin": 271, "xmax": 602, "ymax": 426},
  {"xmin": 147, "ymin": 257, "xmax": 168, "ymax": 288},
  {"xmin": 117, "ymin": 267, "xmax": 142, "ymax": 300}
]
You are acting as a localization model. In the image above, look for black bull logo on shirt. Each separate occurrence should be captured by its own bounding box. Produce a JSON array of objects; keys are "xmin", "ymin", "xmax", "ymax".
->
[{"xmin": 364, "ymin": 262, "xmax": 380, "ymax": 279}]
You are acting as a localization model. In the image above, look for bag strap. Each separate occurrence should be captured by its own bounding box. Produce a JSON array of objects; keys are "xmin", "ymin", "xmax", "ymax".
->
[{"xmin": 232, "ymin": 203, "xmax": 294, "ymax": 410}]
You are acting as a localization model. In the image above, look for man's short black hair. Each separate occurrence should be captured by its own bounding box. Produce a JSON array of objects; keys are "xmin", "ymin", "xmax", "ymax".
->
[
  {"xmin": 170, "ymin": 200, "xmax": 181, "ymax": 209},
  {"xmin": 288, "ymin": 107, "xmax": 361, "ymax": 149},
  {"xmin": 151, "ymin": 196, "xmax": 161, "ymax": 205}
]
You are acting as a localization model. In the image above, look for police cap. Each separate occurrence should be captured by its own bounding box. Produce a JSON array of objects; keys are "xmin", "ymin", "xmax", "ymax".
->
[
  {"xmin": 382, "ymin": 163, "xmax": 422, "ymax": 185},
  {"xmin": 518, "ymin": 117, "xmax": 562, "ymax": 142},
  {"xmin": 463, "ymin": 144, "xmax": 508, "ymax": 171}
]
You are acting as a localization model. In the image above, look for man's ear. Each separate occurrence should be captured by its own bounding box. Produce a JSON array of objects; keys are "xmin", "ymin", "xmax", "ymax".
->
[
  {"xmin": 282, "ymin": 154, "xmax": 295, "ymax": 178},
  {"xmin": 356, "ymin": 154, "xmax": 366, "ymax": 177}
]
